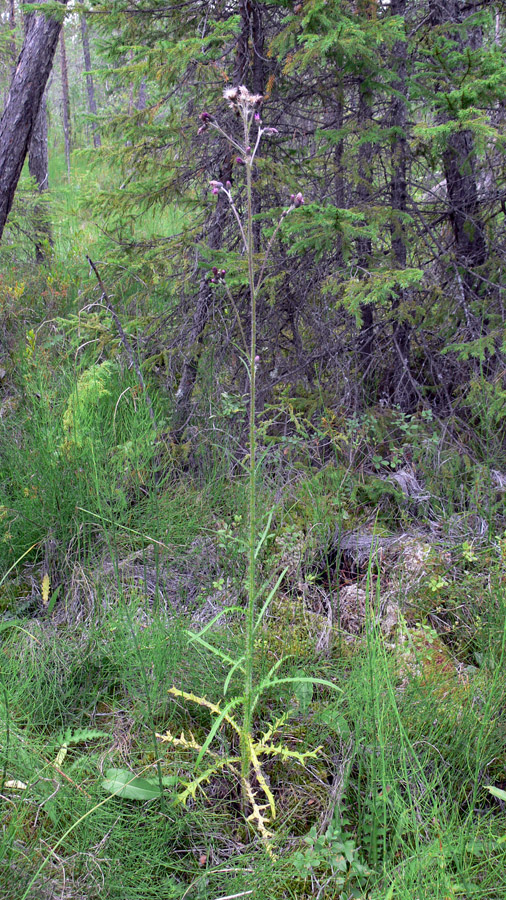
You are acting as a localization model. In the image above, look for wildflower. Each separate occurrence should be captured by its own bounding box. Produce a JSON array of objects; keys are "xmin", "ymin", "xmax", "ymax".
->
[
  {"xmin": 199, "ymin": 111, "xmax": 212, "ymax": 122},
  {"xmin": 223, "ymin": 87, "xmax": 239, "ymax": 107},
  {"xmin": 225, "ymin": 180, "xmax": 232, "ymax": 190},
  {"xmin": 212, "ymin": 266, "xmax": 218, "ymax": 276},
  {"xmin": 197, "ymin": 125, "xmax": 207, "ymax": 135},
  {"xmin": 224, "ymin": 85, "xmax": 263, "ymax": 112},
  {"xmin": 254, "ymin": 355, "xmax": 260, "ymax": 364},
  {"xmin": 209, "ymin": 180, "xmax": 223, "ymax": 190},
  {"xmin": 293, "ymin": 192, "xmax": 304, "ymax": 208},
  {"xmin": 254, "ymin": 113, "xmax": 261, "ymax": 123},
  {"xmin": 235, "ymin": 156, "xmax": 245, "ymax": 166},
  {"xmin": 263, "ymin": 127, "xmax": 278, "ymax": 136}
]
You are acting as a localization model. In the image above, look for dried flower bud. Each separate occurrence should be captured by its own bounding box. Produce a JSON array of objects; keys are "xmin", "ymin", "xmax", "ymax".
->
[
  {"xmin": 197, "ymin": 125, "xmax": 208, "ymax": 135},
  {"xmin": 199, "ymin": 112, "xmax": 212, "ymax": 122},
  {"xmin": 223, "ymin": 87, "xmax": 239, "ymax": 107},
  {"xmin": 294, "ymin": 192, "xmax": 304, "ymax": 208}
]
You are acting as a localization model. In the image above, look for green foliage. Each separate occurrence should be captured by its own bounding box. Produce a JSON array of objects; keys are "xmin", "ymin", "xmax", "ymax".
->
[
  {"xmin": 101, "ymin": 767, "xmax": 177, "ymax": 800},
  {"xmin": 290, "ymin": 816, "xmax": 372, "ymax": 897},
  {"xmin": 337, "ymin": 267, "xmax": 424, "ymax": 326}
]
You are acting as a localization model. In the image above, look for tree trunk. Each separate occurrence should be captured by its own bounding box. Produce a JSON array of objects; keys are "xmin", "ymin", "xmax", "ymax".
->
[
  {"xmin": 429, "ymin": 0, "xmax": 487, "ymax": 285},
  {"xmin": 171, "ymin": 159, "xmax": 233, "ymax": 438},
  {"xmin": 80, "ymin": 5, "xmax": 100, "ymax": 148},
  {"xmin": 29, "ymin": 89, "xmax": 52, "ymax": 262},
  {"xmin": 334, "ymin": 90, "xmax": 345, "ymax": 267},
  {"xmin": 0, "ymin": 0, "xmax": 68, "ymax": 243},
  {"xmin": 357, "ymin": 83, "xmax": 374, "ymax": 376},
  {"xmin": 60, "ymin": 26, "xmax": 71, "ymax": 176},
  {"xmin": 389, "ymin": 0, "xmax": 411, "ymax": 406},
  {"xmin": 172, "ymin": 0, "xmax": 265, "ymax": 439},
  {"xmin": 137, "ymin": 79, "xmax": 147, "ymax": 112},
  {"xmin": 9, "ymin": 0, "xmax": 17, "ymax": 77}
]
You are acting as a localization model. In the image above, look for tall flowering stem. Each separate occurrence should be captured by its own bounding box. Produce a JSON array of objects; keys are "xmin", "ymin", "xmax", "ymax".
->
[{"xmin": 200, "ymin": 86, "xmax": 303, "ymax": 807}]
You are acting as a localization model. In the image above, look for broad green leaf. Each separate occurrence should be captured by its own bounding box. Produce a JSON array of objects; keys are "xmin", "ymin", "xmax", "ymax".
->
[
  {"xmin": 102, "ymin": 768, "xmax": 177, "ymax": 800},
  {"xmin": 314, "ymin": 704, "xmax": 350, "ymax": 738},
  {"xmin": 292, "ymin": 674, "xmax": 313, "ymax": 713},
  {"xmin": 486, "ymin": 785, "xmax": 506, "ymax": 801}
]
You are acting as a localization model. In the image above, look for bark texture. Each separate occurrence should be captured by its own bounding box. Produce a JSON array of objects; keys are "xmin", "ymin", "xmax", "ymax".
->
[
  {"xmin": 357, "ymin": 84, "xmax": 374, "ymax": 374},
  {"xmin": 60, "ymin": 27, "xmax": 71, "ymax": 176},
  {"xmin": 9, "ymin": 0, "xmax": 17, "ymax": 76},
  {"xmin": 0, "ymin": 0, "xmax": 68, "ymax": 242},
  {"xmin": 389, "ymin": 0, "xmax": 411, "ymax": 405},
  {"xmin": 430, "ymin": 0, "xmax": 487, "ymax": 274},
  {"xmin": 80, "ymin": 7, "xmax": 101, "ymax": 148},
  {"xmin": 29, "ymin": 90, "xmax": 52, "ymax": 262}
]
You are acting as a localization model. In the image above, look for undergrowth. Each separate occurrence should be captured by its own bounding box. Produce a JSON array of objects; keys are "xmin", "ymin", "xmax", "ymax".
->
[{"xmin": 0, "ymin": 161, "xmax": 506, "ymax": 898}]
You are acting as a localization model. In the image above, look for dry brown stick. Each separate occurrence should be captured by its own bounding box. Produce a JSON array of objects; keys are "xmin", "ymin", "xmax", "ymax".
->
[{"xmin": 86, "ymin": 256, "xmax": 157, "ymax": 430}]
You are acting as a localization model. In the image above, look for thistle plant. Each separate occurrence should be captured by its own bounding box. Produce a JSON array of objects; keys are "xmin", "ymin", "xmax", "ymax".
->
[{"xmin": 158, "ymin": 86, "xmax": 336, "ymax": 849}]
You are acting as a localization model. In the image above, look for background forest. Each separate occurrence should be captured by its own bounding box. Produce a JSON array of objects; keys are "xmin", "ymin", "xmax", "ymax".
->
[{"xmin": 0, "ymin": 1, "xmax": 506, "ymax": 898}]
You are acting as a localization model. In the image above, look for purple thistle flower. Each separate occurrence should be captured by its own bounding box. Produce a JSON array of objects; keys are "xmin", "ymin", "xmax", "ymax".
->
[
  {"xmin": 294, "ymin": 192, "xmax": 305, "ymax": 208},
  {"xmin": 225, "ymin": 180, "xmax": 232, "ymax": 190},
  {"xmin": 199, "ymin": 112, "xmax": 212, "ymax": 122},
  {"xmin": 235, "ymin": 157, "xmax": 245, "ymax": 166}
]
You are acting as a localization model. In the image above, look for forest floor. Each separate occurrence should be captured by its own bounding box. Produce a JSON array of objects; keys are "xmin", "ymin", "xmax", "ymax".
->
[{"xmin": 0, "ymin": 162, "xmax": 505, "ymax": 900}]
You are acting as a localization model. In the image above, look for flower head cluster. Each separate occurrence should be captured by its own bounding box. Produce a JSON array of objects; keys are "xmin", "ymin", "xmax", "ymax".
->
[
  {"xmin": 290, "ymin": 192, "xmax": 305, "ymax": 208},
  {"xmin": 198, "ymin": 111, "xmax": 215, "ymax": 135},
  {"xmin": 209, "ymin": 266, "xmax": 226, "ymax": 284},
  {"xmin": 223, "ymin": 85, "xmax": 263, "ymax": 114}
]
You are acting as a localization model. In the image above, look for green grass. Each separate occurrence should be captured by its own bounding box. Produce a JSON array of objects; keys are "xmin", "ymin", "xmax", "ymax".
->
[{"xmin": 1, "ymin": 553, "xmax": 505, "ymax": 898}]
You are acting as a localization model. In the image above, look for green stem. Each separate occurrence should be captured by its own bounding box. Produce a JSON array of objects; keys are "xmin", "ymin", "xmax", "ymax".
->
[{"xmin": 242, "ymin": 121, "xmax": 257, "ymax": 792}]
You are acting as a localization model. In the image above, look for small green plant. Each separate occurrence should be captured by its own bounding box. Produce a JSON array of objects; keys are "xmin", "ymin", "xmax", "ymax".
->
[
  {"xmin": 291, "ymin": 810, "xmax": 372, "ymax": 897},
  {"xmin": 461, "ymin": 540, "xmax": 478, "ymax": 564},
  {"xmin": 428, "ymin": 573, "xmax": 449, "ymax": 593}
]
